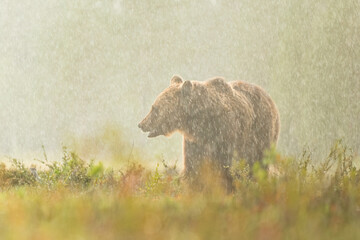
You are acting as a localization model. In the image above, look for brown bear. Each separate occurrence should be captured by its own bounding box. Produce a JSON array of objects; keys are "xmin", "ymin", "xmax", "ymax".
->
[{"xmin": 138, "ymin": 75, "xmax": 280, "ymax": 188}]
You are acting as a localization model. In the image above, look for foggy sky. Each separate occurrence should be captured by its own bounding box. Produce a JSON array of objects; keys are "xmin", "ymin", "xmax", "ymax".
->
[{"xmin": 1, "ymin": 0, "xmax": 359, "ymax": 162}]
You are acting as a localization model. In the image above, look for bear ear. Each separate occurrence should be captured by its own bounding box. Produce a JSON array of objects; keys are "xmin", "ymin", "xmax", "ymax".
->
[
  {"xmin": 181, "ymin": 80, "xmax": 192, "ymax": 97},
  {"xmin": 170, "ymin": 75, "xmax": 183, "ymax": 85}
]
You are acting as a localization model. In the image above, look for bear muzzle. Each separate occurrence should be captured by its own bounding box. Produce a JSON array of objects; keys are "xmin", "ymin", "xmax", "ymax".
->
[
  {"xmin": 137, "ymin": 121, "xmax": 148, "ymax": 132},
  {"xmin": 138, "ymin": 121, "xmax": 160, "ymax": 138},
  {"xmin": 147, "ymin": 130, "xmax": 160, "ymax": 138}
]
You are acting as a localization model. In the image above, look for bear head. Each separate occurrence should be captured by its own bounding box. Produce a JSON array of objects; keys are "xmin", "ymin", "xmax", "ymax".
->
[{"xmin": 138, "ymin": 75, "xmax": 194, "ymax": 138}]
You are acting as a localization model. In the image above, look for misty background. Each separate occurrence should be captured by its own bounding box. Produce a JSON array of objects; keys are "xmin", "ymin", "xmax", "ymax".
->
[{"xmin": 1, "ymin": 0, "xmax": 359, "ymax": 165}]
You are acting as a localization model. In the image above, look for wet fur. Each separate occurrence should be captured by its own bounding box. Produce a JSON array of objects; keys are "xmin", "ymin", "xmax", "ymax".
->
[{"xmin": 139, "ymin": 76, "xmax": 280, "ymax": 190}]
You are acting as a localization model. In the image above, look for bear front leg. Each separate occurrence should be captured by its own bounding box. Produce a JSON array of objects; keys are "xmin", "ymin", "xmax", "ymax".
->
[
  {"xmin": 183, "ymin": 139, "xmax": 234, "ymax": 192},
  {"xmin": 183, "ymin": 139, "xmax": 204, "ymax": 179}
]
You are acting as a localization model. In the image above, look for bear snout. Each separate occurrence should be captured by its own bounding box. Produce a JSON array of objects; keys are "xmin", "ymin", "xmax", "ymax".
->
[
  {"xmin": 138, "ymin": 119, "xmax": 151, "ymax": 132},
  {"xmin": 138, "ymin": 119, "xmax": 162, "ymax": 138},
  {"xmin": 138, "ymin": 121, "xmax": 146, "ymax": 131}
]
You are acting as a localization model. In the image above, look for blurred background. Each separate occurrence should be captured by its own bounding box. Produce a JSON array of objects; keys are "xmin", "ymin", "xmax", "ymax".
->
[{"xmin": 0, "ymin": 0, "xmax": 359, "ymax": 166}]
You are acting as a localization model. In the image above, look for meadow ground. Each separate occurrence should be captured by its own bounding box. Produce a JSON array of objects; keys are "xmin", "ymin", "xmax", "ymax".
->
[{"xmin": 0, "ymin": 141, "xmax": 360, "ymax": 240}]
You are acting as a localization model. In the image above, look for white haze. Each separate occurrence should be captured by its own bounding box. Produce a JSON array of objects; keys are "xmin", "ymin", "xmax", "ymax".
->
[{"xmin": 1, "ymin": 0, "xmax": 359, "ymax": 163}]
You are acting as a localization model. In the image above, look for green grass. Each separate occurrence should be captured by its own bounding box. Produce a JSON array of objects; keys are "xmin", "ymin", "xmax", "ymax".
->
[{"xmin": 0, "ymin": 141, "xmax": 359, "ymax": 240}]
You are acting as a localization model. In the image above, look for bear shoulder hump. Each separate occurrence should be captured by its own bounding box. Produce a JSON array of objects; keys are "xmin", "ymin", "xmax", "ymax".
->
[{"xmin": 206, "ymin": 77, "xmax": 232, "ymax": 93}]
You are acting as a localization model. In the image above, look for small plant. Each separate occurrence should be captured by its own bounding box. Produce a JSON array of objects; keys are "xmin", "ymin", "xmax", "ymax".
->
[
  {"xmin": 144, "ymin": 163, "xmax": 164, "ymax": 196},
  {"xmin": 8, "ymin": 159, "xmax": 36, "ymax": 186},
  {"xmin": 37, "ymin": 147, "xmax": 91, "ymax": 188},
  {"xmin": 120, "ymin": 162, "xmax": 147, "ymax": 194}
]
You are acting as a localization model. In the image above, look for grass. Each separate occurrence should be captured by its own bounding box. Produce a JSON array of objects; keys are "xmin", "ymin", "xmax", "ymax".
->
[{"xmin": 0, "ymin": 140, "xmax": 359, "ymax": 240}]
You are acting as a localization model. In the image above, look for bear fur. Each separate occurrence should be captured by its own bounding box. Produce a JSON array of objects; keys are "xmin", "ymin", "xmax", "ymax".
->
[{"xmin": 138, "ymin": 75, "xmax": 280, "ymax": 188}]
